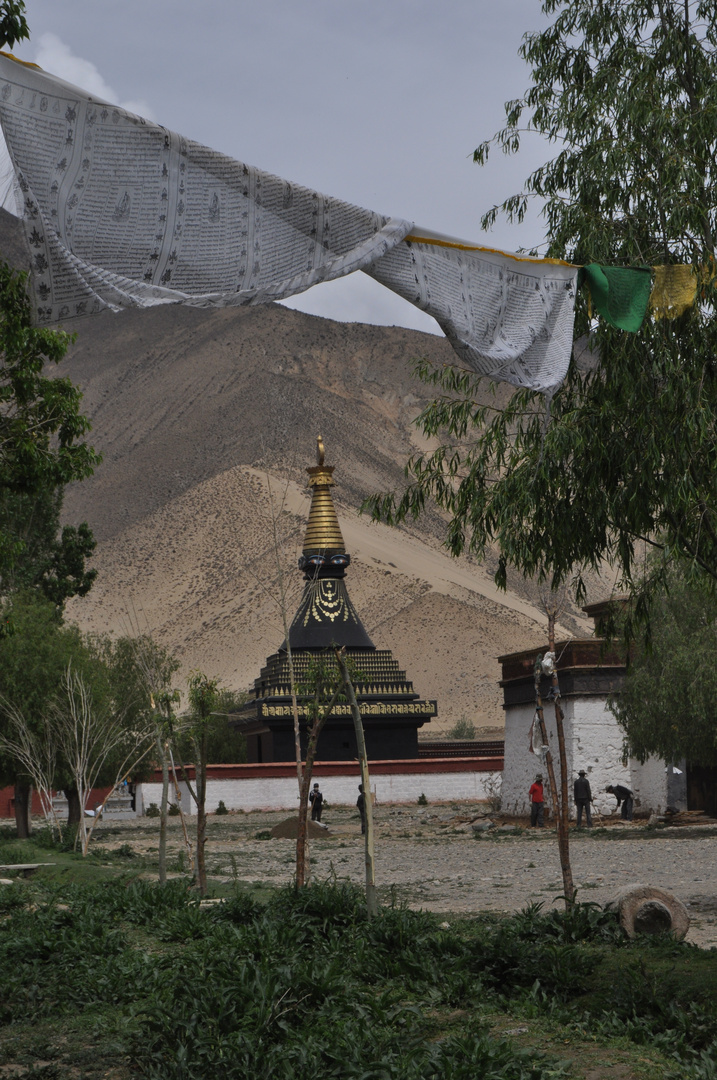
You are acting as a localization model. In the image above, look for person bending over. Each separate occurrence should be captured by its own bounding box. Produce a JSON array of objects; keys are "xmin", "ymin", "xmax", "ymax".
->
[{"xmin": 606, "ymin": 783, "xmax": 633, "ymax": 821}]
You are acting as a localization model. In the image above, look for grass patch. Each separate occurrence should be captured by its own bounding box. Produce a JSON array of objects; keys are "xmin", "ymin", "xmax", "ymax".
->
[{"xmin": 0, "ymin": 835, "xmax": 715, "ymax": 1079}]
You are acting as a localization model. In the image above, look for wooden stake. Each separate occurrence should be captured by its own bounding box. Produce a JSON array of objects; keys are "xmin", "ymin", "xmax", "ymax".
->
[
  {"xmin": 547, "ymin": 613, "xmax": 574, "ymax": 905},
  {"xmin": 335, "ymin": 648, "xmax": 377, "ymax": 918}
]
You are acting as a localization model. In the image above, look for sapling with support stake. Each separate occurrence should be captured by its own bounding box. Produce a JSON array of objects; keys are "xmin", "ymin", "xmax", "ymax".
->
[
  {"xmin": 532, "ymin": 603, "xmax": 574, "ymax": 907},
  {"xmin": 335, "ymin": 646, "xmax": 377, "ymax": 918},
  {"xmin": 180, "ymin": 671, "xmax": 220, "ymax": 895},
  {"xmin": 294, "ymin": 653, "xmax": 343, "ymax": 888}
]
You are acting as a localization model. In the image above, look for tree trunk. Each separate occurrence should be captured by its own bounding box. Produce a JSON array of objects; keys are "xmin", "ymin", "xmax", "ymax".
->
[
  {"xmin": 64, "ymin": 786, "xmax": 81, "ymax": 825},
  {"xmin": 295, "ymin": 687, "xmax": 340, "ymax": 887},
  {"xmin": 286, "ymin": 638, "xmax": 303, "ymax": 792},
  {"xmin": 196, "ymin": 798, "xmax": 207, "ymax": 894},
  {"xmin": 195, "ymin": 735, "xmax": 207, "ymax": 895},
  {"xmin": 13, "ymin": 779, "xmax": 31, "ymax": 839},
  {"xmin": 534, "ymin": 695, "xmax": 560, "ymax": 828},
  {"xmin": 335, "ymin": 649, "xmax": 377, "ymax": 918},
  {"xmin": 158, "ymin": 735, "xmax": 169, "ymax": 885},
  {"xmin": 547, "ymin": 614, "xmax": 574, "ymax": 905}
]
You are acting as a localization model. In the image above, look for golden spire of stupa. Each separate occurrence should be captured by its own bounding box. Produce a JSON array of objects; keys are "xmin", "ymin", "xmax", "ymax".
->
[{"xmin": 302, "ymin": 435, "xmax": 345, "ymax": 554}]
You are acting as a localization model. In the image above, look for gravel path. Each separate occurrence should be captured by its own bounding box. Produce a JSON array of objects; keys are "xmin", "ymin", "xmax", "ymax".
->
[{"xmin": 96, "ymin": 804, "xmax": 717, "ymax": 948}]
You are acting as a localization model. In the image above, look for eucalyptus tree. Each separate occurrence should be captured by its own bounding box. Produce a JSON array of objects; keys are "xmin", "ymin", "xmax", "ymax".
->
[
  {"xmin": 613, "ymin": 565, "xmax": 717, "ymax": 766},
  {"xmin": 366, "ymin": 0, "xmax": 717, "ymax": 634},
  {"xmin": 0, "ymin": 0, "xmax": 27, "ymax": 49},
  {"xmin": 0, "ymin": 258, "xmax": 99, "ymax": 829}
]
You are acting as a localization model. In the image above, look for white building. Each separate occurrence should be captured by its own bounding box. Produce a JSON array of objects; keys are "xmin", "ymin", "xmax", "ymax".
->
[{"xmin": 499, "ymin": 605, "xmax": 687, "ymax": 819}]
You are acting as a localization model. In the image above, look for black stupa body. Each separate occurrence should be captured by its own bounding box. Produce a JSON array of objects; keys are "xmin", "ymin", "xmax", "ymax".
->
[{"xmin": 232, "ymin": 439, "xmax": 436, "ymax": 762}]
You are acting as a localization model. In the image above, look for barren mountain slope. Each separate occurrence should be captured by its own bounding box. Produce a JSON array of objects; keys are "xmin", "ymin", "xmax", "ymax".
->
[
  {"xmin": 64, "ymin": 465, "xmax": 558, "ymax": 730},
  {"xmin": 57, "ymin": 299, "xmax": 471, "ymax": 544},
  {"xmin": 1, "ymin": 208, "xmax": 595, "ymax": 732}
]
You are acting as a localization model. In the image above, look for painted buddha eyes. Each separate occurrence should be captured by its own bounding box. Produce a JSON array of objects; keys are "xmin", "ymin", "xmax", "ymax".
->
[
  {"xmin": 299, "ymin": 553, "xmax": 350, "ymax": 570},
  {"xmin": 306, "ymin": 554, "xmax": 348, "ymax": 567}
]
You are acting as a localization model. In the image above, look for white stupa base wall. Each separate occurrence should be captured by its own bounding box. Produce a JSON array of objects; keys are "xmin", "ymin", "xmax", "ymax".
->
[{"xmin": 502, "ymin": 696, "xmax": 686, "ymax": 819}]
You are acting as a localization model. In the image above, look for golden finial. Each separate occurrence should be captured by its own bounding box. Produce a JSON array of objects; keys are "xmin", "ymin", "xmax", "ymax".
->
[{"xmin": 303, "ymin": 437, "xmax": 345, "ymax": 554}]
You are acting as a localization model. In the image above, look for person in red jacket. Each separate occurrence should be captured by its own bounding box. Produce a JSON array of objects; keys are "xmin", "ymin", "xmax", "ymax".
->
[{"xmin": 529, "ymin": 774, "xmax": 545, "ymax": 827}]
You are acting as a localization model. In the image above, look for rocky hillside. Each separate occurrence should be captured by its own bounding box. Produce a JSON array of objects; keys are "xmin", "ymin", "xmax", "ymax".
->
[{"xmin": 1, "ymin": 209, "xmax": 599, "ymax": 734}]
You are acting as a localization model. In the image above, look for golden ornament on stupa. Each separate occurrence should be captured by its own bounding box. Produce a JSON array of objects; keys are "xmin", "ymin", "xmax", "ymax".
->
[{"xmin": 302, "ymin": 435, "xmax": 345, "ymax": 555}]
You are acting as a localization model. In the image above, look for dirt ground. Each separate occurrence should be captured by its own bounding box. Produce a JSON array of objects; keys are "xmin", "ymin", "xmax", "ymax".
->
[{"xmin": 85, "ymin": 802, "xmax": 717, "ymax": 948}]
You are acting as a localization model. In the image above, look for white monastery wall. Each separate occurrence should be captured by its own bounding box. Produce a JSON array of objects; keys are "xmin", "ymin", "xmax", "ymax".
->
[
  {"xmin": 134, "ymin": 781, "xmax": 192, "ymax": 816},
  {"xmin": 502, "ymin": 694, "xmax": 672, "ymax": 818},
  {"xmin": 501, "ymin": 702, "xmax": 541, "ymax": 816},
  {"xmin": 631, "ymin": 757, "xmax": 687, "ymax": 814},
  {"xmin": 567, "ymin": 697, "xmax": 632, "ymax": 815},
  {"xmin": 137, "ymin": 768, "xmax": 501, "ymax": 815}
]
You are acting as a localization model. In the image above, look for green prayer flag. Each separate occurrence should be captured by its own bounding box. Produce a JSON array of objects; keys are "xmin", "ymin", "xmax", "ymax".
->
[{"xmin": 579, "ymin": 264, "xmax": 652, "ymax": 332}]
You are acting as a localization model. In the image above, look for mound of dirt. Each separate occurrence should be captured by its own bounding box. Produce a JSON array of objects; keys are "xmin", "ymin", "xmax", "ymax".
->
[{"xmin": 270, "ymin": 817, "xmax": 331, "ymax": 839}]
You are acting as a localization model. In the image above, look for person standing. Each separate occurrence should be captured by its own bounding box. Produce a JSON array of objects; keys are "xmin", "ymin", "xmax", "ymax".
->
[
  {"xmin": 357, "ymin": 784, "xmax": 366, "ymax": 834},
  {"xmin": 309, "ymin": 782, "xmax": 324, "ymax": 822},
  {"xmin": 573, "ymin": 769, "xmax": 592, "ymax": 828},
  {"xmin": 606, "ymin": 783, "xmax": 634, "ymax": 820},
  {"xmin": 529, "ymin": 774, "xmax": 545, "ymax": 827}
]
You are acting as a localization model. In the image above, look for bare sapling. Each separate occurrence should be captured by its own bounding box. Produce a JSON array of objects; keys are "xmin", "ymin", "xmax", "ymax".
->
[
  {"xmin": 126, "ymin": 631, "xmax": 181, "ymax": 884},
  {"xmin": 294, "ymin": 655, "xmax": 342, "ymax": 887},
  {"xmin": 0, "ymin": 696, "xmax": 63, "ymax": 840},
  {"xmin": 152, "ymin": 689, "xmax": 181, "ymax": 884},
  {"xmin": 335, "ymin": 647, "xmax": 377, "ymax": 918},
  {"xmin": 51, "ymin": 663, "xmax": 156, "ymax": 855}
]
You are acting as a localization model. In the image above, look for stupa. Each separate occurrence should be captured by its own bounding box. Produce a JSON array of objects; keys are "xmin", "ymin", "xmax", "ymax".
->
[{"xmin": 233, "ymin": 437, "xmax": 436, "ymax": 762}]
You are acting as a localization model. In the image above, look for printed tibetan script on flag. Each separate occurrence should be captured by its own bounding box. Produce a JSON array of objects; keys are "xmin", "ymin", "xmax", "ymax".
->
[{"xmin": 0, "ymin": 53, "xmax": 579, "ymax": 392}]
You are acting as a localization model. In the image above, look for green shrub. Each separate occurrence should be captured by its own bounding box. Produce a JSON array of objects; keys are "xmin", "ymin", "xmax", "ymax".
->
[
  {"xmin": 417, "ymin": 793, "xmax": 428, "ymax": 806},
  {"xmin": 145, "ymin": 803, "xmax": 160, "ymax": 818},
  {"xmin": 448, "ymin": 716, "xmax": 477, "ymax": 739},
  {"xmin": 167, "ymin": 803, "xmax": 180, "ymax": 817},
  {"xmin": 0, "ymin": 880, "xmax": 713, "ymax": 1078},
  {"xmin": 215, "ymin": 800, "xmax": 229, "ymax": 815}
]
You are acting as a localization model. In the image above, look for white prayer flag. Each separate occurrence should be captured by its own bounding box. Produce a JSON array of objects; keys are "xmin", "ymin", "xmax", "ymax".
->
[
  {"xmin": 0, "ymin": 52, "xmax": 578, "ymax": 392},
  {"xmin": 369, "ymin": 230, "xmax": 578, "ymax": 391},
  {"xmin": 0, "ymin": 53, "xmax": 410, "ymax": 321}
]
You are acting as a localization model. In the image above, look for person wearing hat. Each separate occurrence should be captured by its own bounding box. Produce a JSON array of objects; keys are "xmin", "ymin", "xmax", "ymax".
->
[
  {"xmin": 528, "ymin": 774, "xmax": 545, "ymax": 827},
  {"xmin": 309, "ymin": 782, "xmax": 324, "ymax": 822},
  {"xmin": 573, "ymin": 769, "xmax": 592, "ymax": 828}
]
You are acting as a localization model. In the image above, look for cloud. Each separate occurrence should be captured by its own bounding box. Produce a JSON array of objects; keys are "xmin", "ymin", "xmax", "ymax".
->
[
  {"xmin": 0, "ymin": 34, "xmax": 157, "ymax": 213},
  {"xmin": 33, "ymin": 33, "xmax": 155, "ymax": 120}
]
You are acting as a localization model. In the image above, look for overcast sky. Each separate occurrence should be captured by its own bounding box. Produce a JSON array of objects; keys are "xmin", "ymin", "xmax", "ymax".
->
[{"xmin": 9, "ymin": 0, "xmax": 553, "ymax": 332}]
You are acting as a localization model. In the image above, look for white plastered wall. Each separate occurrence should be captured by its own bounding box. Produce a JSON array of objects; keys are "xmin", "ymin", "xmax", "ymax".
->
[
  {"xmin": 137, "ymin": 769, "xmax": 501, "ymax": 814},
  {"xmin": 502, "ymin": 694, "xmax": 672, "ymax": 818}
]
